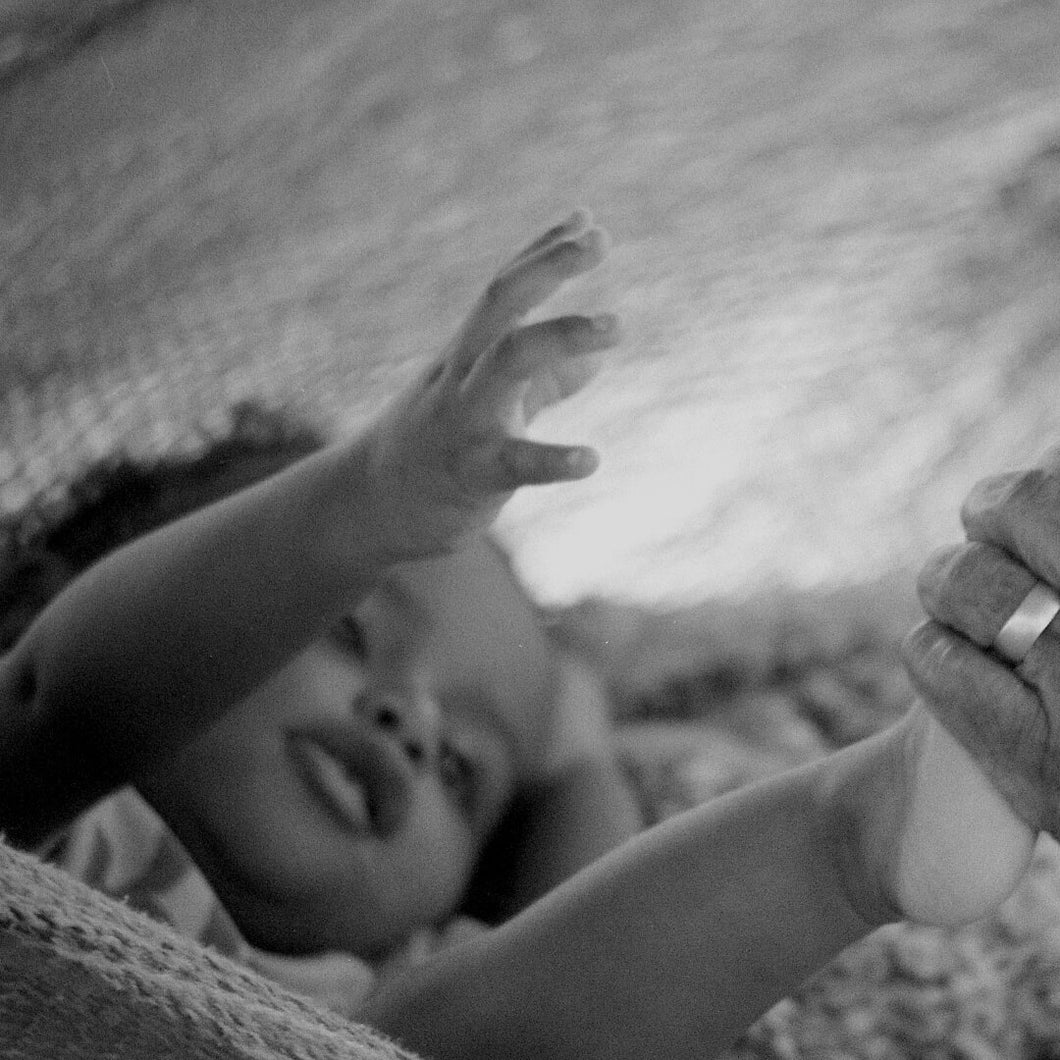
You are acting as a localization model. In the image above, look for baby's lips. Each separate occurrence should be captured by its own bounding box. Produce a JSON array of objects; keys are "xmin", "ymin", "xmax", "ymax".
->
[{"xmin": 291, "ymin": 723, "xmax": 414, "ymax": 840}]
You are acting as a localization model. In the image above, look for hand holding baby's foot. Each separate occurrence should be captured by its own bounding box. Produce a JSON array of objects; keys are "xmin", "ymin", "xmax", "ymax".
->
[
  {"xmin": 362, "ymin": 211, "xmax": 618, "ymax": 558},
  {"xmin": 827, "ymin": 457, "xmax": 1060, "ymax": 929},
  {"xmin": 904, "ymin": 454, "xmax": 1060, "ymax": 839},
  {"xmin": 827, "ymin": 454, "xmax": 1060, "ymax": 929}
]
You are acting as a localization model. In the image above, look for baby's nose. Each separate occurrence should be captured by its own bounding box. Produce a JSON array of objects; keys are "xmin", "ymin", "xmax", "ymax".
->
[{"xmin": 358, "ymin": 688, "xmax": 440, "ymax": 768}]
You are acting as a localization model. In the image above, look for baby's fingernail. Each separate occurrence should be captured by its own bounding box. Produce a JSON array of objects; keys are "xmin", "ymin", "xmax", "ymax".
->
[
  {"xmin": 564, "ymin": 208, "xmax": 591, "ymax": 230},
  {"xmin": 576, "ymin": 228, "xmax": 611, "ymax": 260}
]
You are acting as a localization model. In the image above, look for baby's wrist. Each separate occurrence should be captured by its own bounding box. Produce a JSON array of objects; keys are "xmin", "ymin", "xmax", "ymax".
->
[
  {"xmin": 317, "ymin": 435, "xmax": 462, "ymax": 571},
  {"xmin": 304, "ymin": 441, "xmax": 404, "ymax": 570}
]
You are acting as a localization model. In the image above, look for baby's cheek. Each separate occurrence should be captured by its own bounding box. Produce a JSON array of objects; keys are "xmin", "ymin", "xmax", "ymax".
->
[{"xmin": 397, "ymin": 782, "xmax": 478, "ymax": 917}]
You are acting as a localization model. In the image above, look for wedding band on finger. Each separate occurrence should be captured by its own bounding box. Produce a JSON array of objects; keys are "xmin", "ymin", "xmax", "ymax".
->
[{"xmin": 992, "ymin": 581, "xmax": 1060, "ymax": 665}]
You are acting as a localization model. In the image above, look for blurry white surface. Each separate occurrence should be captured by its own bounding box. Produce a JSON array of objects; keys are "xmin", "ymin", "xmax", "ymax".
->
[{"xmin": 2, "ymin": 0, "xmax": 1060, "ymax": 606}]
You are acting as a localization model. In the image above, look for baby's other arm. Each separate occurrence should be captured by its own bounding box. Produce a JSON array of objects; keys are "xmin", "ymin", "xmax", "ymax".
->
[
  {"xmin": 469, "ymin": 659, "xmax": 642, "ymax": 919},
  {"xmin": 0, "ymin": 213, "xmax": 619, "ymax": 846}
]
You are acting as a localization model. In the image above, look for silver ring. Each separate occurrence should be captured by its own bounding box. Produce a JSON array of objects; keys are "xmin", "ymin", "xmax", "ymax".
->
[{"xmin": 992, "ymin": 581, "xmax": 1060, "ymax": 665}]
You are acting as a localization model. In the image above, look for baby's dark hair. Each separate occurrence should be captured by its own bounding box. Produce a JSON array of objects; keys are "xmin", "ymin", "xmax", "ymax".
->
[{"xmin": 0, "ymin": 401, "xmax": 327, "ymax": 654}]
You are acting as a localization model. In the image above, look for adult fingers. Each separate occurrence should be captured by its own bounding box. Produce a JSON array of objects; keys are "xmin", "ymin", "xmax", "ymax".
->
[
  {"xmin": 504, "ymin": 209, "xmax": 591, "ymax": 271},
  {"xmin": 961, "ymin": 458, "xmax": 1060, "ymax": 589},
  {"xmin": 452, "ymin": 226, "xmax": 609, "ymax": 374},
  {"xmin": 902, "ymin": 620, "xmax": 1056, "ymax": 834},
  {"xmin": 461, "ymin": 313, "xmax": 620, "ymax": 415},
  {"xmin": 916, "ymin": 542, "xmax": 1040, "ymax": 650},
  {"xmin": 917, "ymin": 539, "xmax": 1060, "ymax": 722}
]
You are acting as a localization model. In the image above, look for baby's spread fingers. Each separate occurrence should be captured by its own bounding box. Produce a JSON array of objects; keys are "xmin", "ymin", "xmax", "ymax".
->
[
  {"xmin": 1040, "ymin": 443, "xmax": 1060, "ymax": 475},
  {"xmin": 917, "ymin": 542, "xmax": 1039, "ymax": 649},
  {"xmin": 454, "ymin": 227, "xmax": 609, "ymax": 372},
  {"xmin": 458, "ymin": 439, "xmax": 598, "ymax": 494},
  {"xmin": 506, "ymin": 209, "xmax": 592, "ymax": 271},
  {"xmin": 961, "ymin": 466, "xmax": 1060, "ymax": 588},
  {"xmin": 902, "ymin": 620, "xmax": 1053, "ymax": 833},
  {"xmin": 462, "ymin": 314, "xmax": 619, "ymax": 408},
  {"xmin": 501, "ymin": 439, "xmax": 599, "ymax": 486},
  {"xmin": 523, "ymin": 355, "xmax": 603, "ymax": 421}
]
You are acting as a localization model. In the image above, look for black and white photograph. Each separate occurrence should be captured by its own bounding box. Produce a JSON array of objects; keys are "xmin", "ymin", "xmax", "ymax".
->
[{"xmin": 3, "ymin": 2, "xmax": 1060, "ymax": 1056}]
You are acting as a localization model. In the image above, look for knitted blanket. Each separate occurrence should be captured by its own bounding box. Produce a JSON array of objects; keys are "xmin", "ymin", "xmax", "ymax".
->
[{"xmin": 0, "ymin": 839, "xmax": 421, "ymax": 1060}]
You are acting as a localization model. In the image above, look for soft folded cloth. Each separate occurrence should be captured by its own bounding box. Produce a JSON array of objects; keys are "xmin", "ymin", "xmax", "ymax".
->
[{"xmin": 0, "ymin": 837, "xmax": 423, "ymax": 1060}]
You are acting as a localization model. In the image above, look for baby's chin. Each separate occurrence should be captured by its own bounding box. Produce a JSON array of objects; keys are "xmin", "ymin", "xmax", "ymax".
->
[
  {"xmin": 223, "ymin": 885, "xmax": 419, "ymax": 961},
  {"xmin": 136, "ymin": 792, "xmax": 412, "ymax": 959}
]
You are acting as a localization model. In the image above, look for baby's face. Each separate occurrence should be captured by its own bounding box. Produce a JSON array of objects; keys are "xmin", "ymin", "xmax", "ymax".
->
[{"xmin": 138, "ymin": 538, "xmax": 559, "ymax": 959}]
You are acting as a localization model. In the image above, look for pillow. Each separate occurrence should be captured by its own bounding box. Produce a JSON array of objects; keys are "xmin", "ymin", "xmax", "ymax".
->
[{"xmin": 0, "ymin": 838, "xmax": 421, "ymax": 1060}]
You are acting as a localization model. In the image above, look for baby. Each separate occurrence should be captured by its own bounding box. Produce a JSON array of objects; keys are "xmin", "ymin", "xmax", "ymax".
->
[
  {"xmin": 0, "ymin": 211, "xmax": 1044, "ymax": 1059},
  {"xmin": 0, "ymin": 405, "xmax": 640, "ymax": 1011}
]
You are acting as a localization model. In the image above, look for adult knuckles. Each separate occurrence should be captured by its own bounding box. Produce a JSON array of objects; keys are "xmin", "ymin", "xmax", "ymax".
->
[
  {"xmin": 961, "ymin": 467, "xmax": 1055, "ymax": 540},
  {"xmin": 915, "ymin": 544, "xmax": 965, "ymax": 612},
  {"xmin": 481, "ymin": 274, "xmax": 511, "ymax": 311},
  {"xmin": 902, "ymin": 621, "xmax": 1022, "ymax": 739},
  {"xmin": 917, "ymin": 542, "xmax": 1007, "ymax": 627},
  {"xmin": 900, "ymin": 621, "xmax": 957, "ymax": 694},
  {"xmin": 902, "ymin": 619, "xmax": 1005, "ymax": 699}
]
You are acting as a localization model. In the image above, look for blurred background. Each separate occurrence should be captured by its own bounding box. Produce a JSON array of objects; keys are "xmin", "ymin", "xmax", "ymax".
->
[{"xmin": 4, "ymin": 0, "xmax": 1060, "ymax": 612}]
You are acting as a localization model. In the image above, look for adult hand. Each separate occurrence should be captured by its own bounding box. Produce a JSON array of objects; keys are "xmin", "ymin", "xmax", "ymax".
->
[{"xmin": 903, "ymin": 450, "xmax": 1060, "ymax": 837}]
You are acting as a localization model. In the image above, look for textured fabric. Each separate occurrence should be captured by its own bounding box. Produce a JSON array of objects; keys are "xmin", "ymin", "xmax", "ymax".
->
[
  {"xmin": 38, "ymin": 787, "xmax": 378, "ymax": 1016},
  {"xmin": 0, "ymin": 837, "xmax": 424, "ymax": 1060},
  {"xmin": 36, "ymin": 786, "xmax": 484, "ymax": 1020}
]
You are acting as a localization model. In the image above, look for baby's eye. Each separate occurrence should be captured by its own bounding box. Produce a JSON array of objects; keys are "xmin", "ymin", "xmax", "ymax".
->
[
  {"xmin": 438, "ymin": 741, "xmax": 479, "ymax": 810},
  {"xmin": 331, "ymin": 615, "xmax": 368, "ymax": 659}
]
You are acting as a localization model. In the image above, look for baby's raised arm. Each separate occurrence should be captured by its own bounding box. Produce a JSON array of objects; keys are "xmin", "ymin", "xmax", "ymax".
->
[{"xmin": 0, "ymin": 212, "xmax": 618, "ymax": 847}]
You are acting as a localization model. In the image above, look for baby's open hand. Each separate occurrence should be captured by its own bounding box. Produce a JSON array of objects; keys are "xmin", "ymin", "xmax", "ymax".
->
[{"xmin": 362, "ymin": 211, "xmax": 619, "ymax": 559}]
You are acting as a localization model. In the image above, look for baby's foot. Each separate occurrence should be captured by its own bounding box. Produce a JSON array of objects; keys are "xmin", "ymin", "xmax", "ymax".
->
[
  {"xmin": 824, "ymin": 704, "xmax": 1034, "ymax": 928},
  {"xmin": 888, "ymin": 704, "xmax": 1034, "ymax": 924}
]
